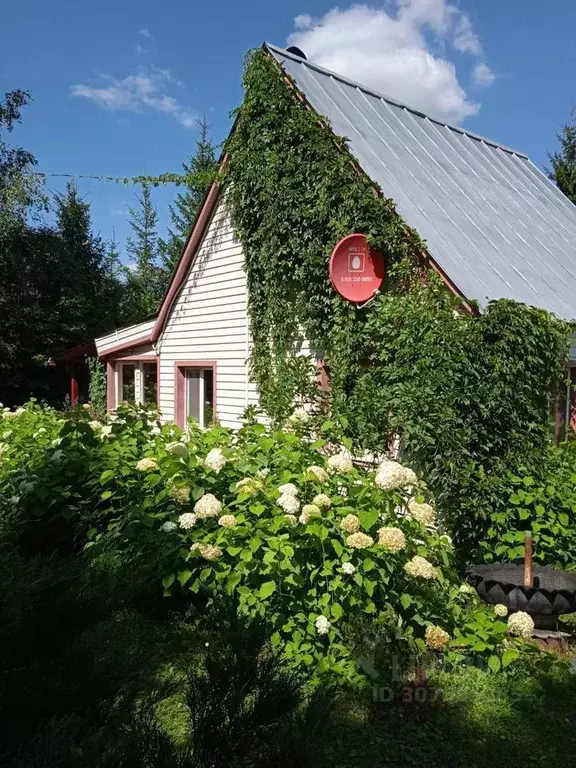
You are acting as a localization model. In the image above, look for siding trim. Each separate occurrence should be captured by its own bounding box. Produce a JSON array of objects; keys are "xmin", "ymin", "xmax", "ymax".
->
[
  {"xmin": 152, "ymin": 161, "xmax": 228, "ymax": 343},
  {"xmin": 174, "ymin": 361, "xmax": 217, "ymax": 428},
  {"xmin": 100, "ymin": 334, "xmax": 153, "ymax": 359}
]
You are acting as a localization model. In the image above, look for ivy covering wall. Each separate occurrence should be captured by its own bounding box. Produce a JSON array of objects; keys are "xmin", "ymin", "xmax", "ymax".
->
[{"xmin": 225, "ymin": 49, "xmax": 569, "ymax": 562}]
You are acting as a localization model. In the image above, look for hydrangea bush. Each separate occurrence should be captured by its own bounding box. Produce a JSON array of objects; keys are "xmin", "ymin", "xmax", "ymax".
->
[{"xmin": 0, "ymin": 403, "xmax": 540, "ymax": 680}]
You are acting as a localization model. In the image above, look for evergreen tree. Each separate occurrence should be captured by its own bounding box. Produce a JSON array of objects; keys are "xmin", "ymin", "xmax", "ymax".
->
[
  {"xmin": 548, "ymin": 110, "xmax": 576, "ymax": 204},
  {"xmin": 54, "ymin": 181, "xmax": 120, "ymax": 342},
  {"xmin": 160, "ymin": 116, "xmax": 217, "ymax": 275},
  {"xmin": 123, "ymin": 182, "xmax": 164, "ymax": 323}
]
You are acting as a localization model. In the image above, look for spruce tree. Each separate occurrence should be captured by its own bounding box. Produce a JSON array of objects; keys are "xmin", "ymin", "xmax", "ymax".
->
[
  {"xmin": 160, "ymin": 116, "xmax": 217, "ymax": 275},
  {"xmin": 548, "ymin": 111, "xmax": 576, "ymax": 204},
  {"xmin": 54, "ymin": 181, "xmax": 120, "ymax": 342},
  {"xmin": 123, "ymin": 182, "xmax": 164, "ymax": 323}
]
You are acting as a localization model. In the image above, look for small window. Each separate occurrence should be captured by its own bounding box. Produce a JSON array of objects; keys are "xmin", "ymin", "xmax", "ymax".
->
[
  {"xmin": 142, "ymin": 362, "xmax": 158, "ymax": 404},
  {"xmin": 120, "ymin": 363, "xmax": 136, "ymax": 403},
  {"xmin": 116, "ymin": 361, "xmax": 157, "ymax": 407},
  {"xmin": 185, "ymin": 368, "xmax": 214, "ymax": 428}
]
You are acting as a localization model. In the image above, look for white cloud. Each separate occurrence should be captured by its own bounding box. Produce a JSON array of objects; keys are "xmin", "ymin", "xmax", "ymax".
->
[
  {"xmin": 472, "ymin": 61, "xmax": 495, "ymax": 87},
  {"xmin": 452, "ymin": 13, "xmax": 481, "ymax": 55},
  {"xmin": 294, "ymin": 13, "xmax": 312, "ymax": 29},
  {"xmin": 134, "ymin": 44, "xmax": 147, "ymax": 56},
  {"xmin": 137, "ymin": 28, "xmax": 153, "ymax": 39},
  {"xmin": 288, "ymin": 1, "xmax": 495, "ymax": 123},
  {"xmin": 70, "ymin": 67, "xmax": 197, "ymax": 128}
]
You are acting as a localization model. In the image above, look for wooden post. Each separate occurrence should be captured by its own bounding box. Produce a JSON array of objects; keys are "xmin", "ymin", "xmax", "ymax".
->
[
  {"xmin": 523, "ymin": 532, "xmax": 533, "ymax": 588},
  {"xmin": 70, "ymin": 365, "xmax": 79, "ymax": 406}
]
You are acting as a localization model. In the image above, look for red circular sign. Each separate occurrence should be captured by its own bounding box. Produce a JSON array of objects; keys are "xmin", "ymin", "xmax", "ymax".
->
[{"xmin": 329, "ymin": 233, "xmax": 385, "ymax": 302}]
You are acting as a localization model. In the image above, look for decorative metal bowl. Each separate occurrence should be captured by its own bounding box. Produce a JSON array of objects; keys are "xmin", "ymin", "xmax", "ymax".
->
[{"xmin": 467, "ymin": 563, "xmax": 576, "ymax": 616}]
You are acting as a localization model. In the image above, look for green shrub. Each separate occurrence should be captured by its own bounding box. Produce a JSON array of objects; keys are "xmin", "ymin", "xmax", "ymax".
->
[
  {"xmin": 479, "ymin": 442, "xmax": 576, "ymax": 569},
  {"xmin": 0, "ymin": 403, "xmax": 544, "ymax": 684}
]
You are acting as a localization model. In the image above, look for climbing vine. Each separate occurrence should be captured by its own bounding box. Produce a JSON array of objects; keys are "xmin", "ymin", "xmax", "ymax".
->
[
  {"xmin": 87, "ymin": 357, "xmax": 107, "ymax": 419},
  {"xmin": 225, "ymin": 49, "xmax": 569, "ymax": 561}
]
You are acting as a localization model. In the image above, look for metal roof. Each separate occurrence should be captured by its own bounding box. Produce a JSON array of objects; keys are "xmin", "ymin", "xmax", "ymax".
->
[{"xmin": 266, "ymin": 43, "xmax": 576, "ymax": 320}]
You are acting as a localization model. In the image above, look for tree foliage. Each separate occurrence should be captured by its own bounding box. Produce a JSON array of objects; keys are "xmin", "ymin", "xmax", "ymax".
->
[
  {"xmin": 225, "ymin": 49, "xmax": 569, "ymax": 563},
  {"xmin": 160, "ymin": 116, "xmax": 217, "ymax": 275},
  {"xmin": 0, "ymin": 93, "xmax": 123, "ymax": 404},
  {"xmin": 548, "ymin": 110, "xmax": 576, "ymax": 204},
  {"xmin": 122, "ymin": 182, "xmax": 164, "ymax": 324}
]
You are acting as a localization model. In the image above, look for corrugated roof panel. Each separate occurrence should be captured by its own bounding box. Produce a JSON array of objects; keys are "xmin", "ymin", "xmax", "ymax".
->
[{"xmin": 266, "ymin": 43, "xmax": 576, "ymax": 320}]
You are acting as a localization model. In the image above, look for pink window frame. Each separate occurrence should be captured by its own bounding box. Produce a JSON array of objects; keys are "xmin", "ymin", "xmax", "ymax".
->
[
  {"xmin": 106, "ymin": 355, "xmax": 159, "ymax": 411},
  {"xmin": 174, "ymin": 361, "xmax": 217, "ymax": 428}
]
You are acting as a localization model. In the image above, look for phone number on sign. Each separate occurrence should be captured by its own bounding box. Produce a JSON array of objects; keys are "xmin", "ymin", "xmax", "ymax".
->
[{"xmin": 340, "ymin": 276, "xmax": 374, "ymax": 283}]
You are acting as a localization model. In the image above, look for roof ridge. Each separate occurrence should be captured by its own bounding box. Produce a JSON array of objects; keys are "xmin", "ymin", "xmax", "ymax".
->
[{"xmin": 264, "ymin": 42, "xmax": 528, "ymax": 159}]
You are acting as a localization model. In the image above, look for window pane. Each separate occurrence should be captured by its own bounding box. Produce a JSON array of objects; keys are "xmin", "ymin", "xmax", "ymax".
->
[
  {"xmin": 143, "ymin": 362, "xmax": 157, "ymax": 404},
  {"xmin": 203, "ymin": 368, "xmax": 214, "ymax": 425},
  {"xmin": 186, "ymin": 369, "xmax": 200, "ymax": 422},
  {"xmin": 120, "ymin": 364, "xmax": 135, "ymax": 403}
]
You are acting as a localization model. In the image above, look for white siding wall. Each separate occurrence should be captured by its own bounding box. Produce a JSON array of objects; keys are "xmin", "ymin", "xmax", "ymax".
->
[{"xmin": 156, "ymin": 198, "xmax": 259, "ymax": 427}]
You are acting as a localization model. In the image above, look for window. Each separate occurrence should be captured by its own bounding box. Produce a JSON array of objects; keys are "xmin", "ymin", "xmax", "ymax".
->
[
  {"xmin": 119, "ymin": 363, "xmax": 136, "ymax": 403},
  {"xmin": 185, "ymin": 367, "xmax": 214, "ymax": 428},
  {"xmin": 117, "ymin": 361, "xmax": 157, "ymax": 406}
]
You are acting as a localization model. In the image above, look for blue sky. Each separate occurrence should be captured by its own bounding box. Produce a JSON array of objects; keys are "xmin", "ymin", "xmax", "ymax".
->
[{"xmin": 3, "ymin": 0, "xmax": 575, "ymax": 258}]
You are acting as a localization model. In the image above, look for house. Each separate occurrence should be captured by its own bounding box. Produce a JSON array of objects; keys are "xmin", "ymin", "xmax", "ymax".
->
[{"xmin": 55, "ymin": 43, "xmax": 576, "ymax": 428}]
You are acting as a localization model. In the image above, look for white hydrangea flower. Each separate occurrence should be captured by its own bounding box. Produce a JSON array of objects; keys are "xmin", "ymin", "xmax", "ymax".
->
[
  {"xmin": 299, "ymin": 503, "xmax": 321, "ymax": 524},
  {"xmin": 168, "ymin": 483, "xmax": 191, "ymax": 505},
  {"xmin": 315, "ymin": 615, "xmax": 331, "ymax": 635},
  {"xmin": 289, "ymin": 407, "xmax": 311, "ymax": 425},
  {"xmin": 277, "ymin": 494, "xmax": 300, "ymax": 514},
  {"xmin": 407, "ymin": 501, "xmax": 436, "ymax": 527},
  {"xmin": 235, "ymin": 477, "xmax": 262, "ymax": 495},
  {"xmin": 307, "ymin": 465, "xmax": 329, "ymax": 483},
  {"xmin": 100, "ymin": 425, "xmax": 113, "ymax": 438},
  {"xmin": 218, "ymin": 514, "xmax": 238, "ymax": 528},
  {"xmin": 425, "ymin": 625, "xmax": 450, "ymax": 651},
  {"xmin": 494, "ymin": 604, "xmax": 508, "ymax": 617},
  {"xmin": 89, "ymin": 420, "xmax": 102, "ymax": 431},
  {"xmin": 167, "ymin": 441, "xmax": 188, "ymax": 459},
  {"xmin": 194, "ymin": 493, "xmax": 223, "ymax": 519},
  {"xmin": 507, "ymin": 611, "xmax": 534, "ymax": 638},
  {"xmin": 278, "ymin": 483, "xmax": 299, "ymax": 497},
  {"xmin": 161, "ymin": 521, "xmax": 178, "ymax": 532},
  {"xmin": 178, "ymin": 512, "xmax": 197, "ymax": 529},
  {"xmin": 136, "ymin": 458, "xmax": 158, "ymax": 472},
  {"xmin": 341, "ymin": 562, "xmax": 356, "ymax": 575},
  {"xmin": 191, "ymin": 542, "xmax": 223, "ymax": 561},
  {"xmin": 82, "ymin": 403, "xmax": 92, "ymax": 410},
  {"xmin": 340, "ymin": 514, "xmax": 360, "ymax": 534},
  {"xmin": 284, "ymin": 514, "xmax": 298, "ymax": 525},
  {"xmin": 257, "ymin": 467, "xmax": 270, "ymax": 479},
  {"xmin": 377, "ymin": 526, "xmax": 407, "ymax": 552},
  {"xmin": 327, "ymin": 452, "xmax": 353, "ymax": 474},
  {"xmin": 375, "ymin": 460, "xmax": 417, "ymax": 490},
  {"xmin": 204, "ymin": 448, "xmax": 227, "ymax": 473},
  {"xmin": 404, "ymin": 555, "xmax": 437, "ymax": 580},
  {"xmin": 346, "ymin": 532, "xmax": 374, "ymax": 549},
  {"xmin": 313, "ymin": 493, "xmax": 332, "ymax": 510}
]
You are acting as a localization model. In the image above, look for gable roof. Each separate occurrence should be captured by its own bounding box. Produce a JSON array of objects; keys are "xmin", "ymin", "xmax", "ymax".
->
[{"xmin": 266, "ymin": 43, "xmax": 576, "ymax": 321}]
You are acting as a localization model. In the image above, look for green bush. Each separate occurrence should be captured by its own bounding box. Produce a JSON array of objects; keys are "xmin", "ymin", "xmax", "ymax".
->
[
  {"xmin": 479, "ymin": 442, "xmax": 576, "ymax": 569},
  {"xmin": 0, "ymin": 403, "xmax": 543, "ymax": 683}
]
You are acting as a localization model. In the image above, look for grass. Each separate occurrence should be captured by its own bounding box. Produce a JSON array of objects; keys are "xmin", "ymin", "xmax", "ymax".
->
[
  {"xmin": 325, "ymin": 664, "xmax": 576, "ymax": 768},
  {"xmin": 1, "ymin": 539, "xmax": 576, "ymax": 766}
]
